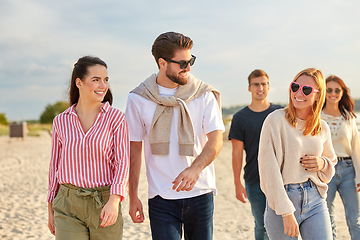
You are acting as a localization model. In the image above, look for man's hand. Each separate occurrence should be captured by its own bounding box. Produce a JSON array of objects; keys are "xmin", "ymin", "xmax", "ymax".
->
[
  {"xmin": 172, "ymin": 165, "xmax": 202, "ymax": 192},
  {"xmin": 283, "ymin": 213, "xmax": 299, "ymax": 237},
  {"xmin": 129, "ymin": 197, "xmax": 145, "ymax": 223},
  {"xmin": 235, "ymin": 183, "xmax": 247, "ymax": 203}
]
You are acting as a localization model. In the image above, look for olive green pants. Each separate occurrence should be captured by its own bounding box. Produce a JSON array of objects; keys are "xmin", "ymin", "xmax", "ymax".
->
[{"xmin": 53, "ymin": 184, "xmax": 123, "ymax": 240}]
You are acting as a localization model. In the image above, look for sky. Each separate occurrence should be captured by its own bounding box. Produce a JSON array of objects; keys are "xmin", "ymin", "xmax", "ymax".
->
[{"xmin": 1, "ymin": 0, "xmax": 359, "ymax": 121}]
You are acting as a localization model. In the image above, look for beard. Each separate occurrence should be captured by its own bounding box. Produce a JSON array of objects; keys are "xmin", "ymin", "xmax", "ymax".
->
[{"xmin": 165, "ymin": 65, "xmax": 188, "ymax": 85}]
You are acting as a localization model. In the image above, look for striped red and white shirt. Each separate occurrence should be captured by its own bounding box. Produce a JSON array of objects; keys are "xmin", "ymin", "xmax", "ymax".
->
[{"xmin": 47, "ymin": 102, "xmax": 129, "ymax": 202}]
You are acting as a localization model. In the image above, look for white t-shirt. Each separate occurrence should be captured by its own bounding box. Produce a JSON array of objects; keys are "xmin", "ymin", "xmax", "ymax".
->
[{"xmin": 125, "ymin": 84, "xmax": 225, "ymax": 199}]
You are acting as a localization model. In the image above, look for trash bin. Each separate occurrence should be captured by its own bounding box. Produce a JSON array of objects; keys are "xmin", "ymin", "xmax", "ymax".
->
[{"xmin": 9, "ymin": 122, "xmax": 27, "ymax": 138}]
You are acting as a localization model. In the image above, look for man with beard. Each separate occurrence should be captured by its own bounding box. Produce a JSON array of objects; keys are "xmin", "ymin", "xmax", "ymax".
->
[{"xmin": 125, "ymin": 32, "xmax": 224, "ymax": 240}]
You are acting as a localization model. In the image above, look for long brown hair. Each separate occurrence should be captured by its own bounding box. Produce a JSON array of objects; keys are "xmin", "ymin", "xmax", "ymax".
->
[
  {"xmin": 69, "ymin": 56, "xmax": 113, "ymax": 106},
  {"xmin": 323, "ymin": 75, "xmax": 356, "ymax": 120},
  {"xmin": 285, "ymin": 68, "xmax": 326, "ymax": 136}
]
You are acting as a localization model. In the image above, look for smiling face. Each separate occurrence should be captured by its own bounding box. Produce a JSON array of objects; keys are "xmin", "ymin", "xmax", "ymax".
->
[
  {"xmin": 248, "ymin": 76, "xmax": 269, "ymax": 101},
  {"xmin": 76, "ymin": 64, "xmax": 109, "ymax": 103},
  {"xmin": 164, "ymin": 49, "xmax": 192, "ymax": 86},
  {"xmin": 291, "ymin": 75, "xmax": 319, "ymax": 119},
  {"xmin": 326, "ymin": 81, "xmax": 343, "ymax": 105}
]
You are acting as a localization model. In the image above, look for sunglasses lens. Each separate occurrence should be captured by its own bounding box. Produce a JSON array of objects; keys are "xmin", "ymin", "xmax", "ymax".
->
[
  {"xmin": 326, "ymin": 88, "xmax": 332, "ymax": 94},
  {"xmin": 335, "ymin": 88, "xmax": 341, "ymax": 94},
  {"xmin": 302, "ymin": 86, "xmax": 313, "ymax": 96},
  {"xmin": 189, "ymin": 56, "xmax": 196, "ymax": 66},
  {"xmin": 179, "ymin": 62, "xmax": 187, "ymax": 69},
  {"xmin": 291, "ymin": 82, "xmax": 300, "ymax": 93}
]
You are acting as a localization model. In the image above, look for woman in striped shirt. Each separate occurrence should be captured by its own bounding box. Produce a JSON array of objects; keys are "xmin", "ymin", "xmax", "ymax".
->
[{"xmin": 47, "ymin": 56, "xmax": 129, "ymax": 240}]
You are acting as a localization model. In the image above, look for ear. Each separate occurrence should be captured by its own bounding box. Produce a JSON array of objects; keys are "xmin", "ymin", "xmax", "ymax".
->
[
  {"xmin": 248, "ymin": 85, "xmax": 251, "ymax": 92},
  {"xmin": 158, "ymin": 58, "xmax": 167, "ymax": 69},
  {"xmin": 75, "ymin": 78, "xmax": 82, "ymax": 89}
]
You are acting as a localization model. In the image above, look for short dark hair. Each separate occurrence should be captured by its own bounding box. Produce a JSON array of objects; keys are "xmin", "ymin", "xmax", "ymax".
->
[
  {"xmin": 248, "ymin": 69, "xmax": 269, "ymax": 85},
  {"xmin": 151, "ymin": 32, "xmax": 193, "ymax": 68},
  {"xmin": 69, "ymin": 56, "xmax": 113, "ymax": 105}
]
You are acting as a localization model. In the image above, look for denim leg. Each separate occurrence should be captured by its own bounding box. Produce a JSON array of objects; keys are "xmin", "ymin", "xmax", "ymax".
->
[
  {"xmin": 245, "ymin": 182, "xmax": 269, "ymax": 240},
  {"xmin": 326, "ymin": 175, "xmax": 338, "ymax": 240},
  {"xmin": 337, "ymin": 160, "xmax": 360, "ymax": 240},
  {"xmin": 148, "ymin": 196, "xmax": 182, "ymax": 240},
  {"xmin": 264, "ymin": 180, "xmax": 332, "ymax": 240},
  {"xmin": 183, "ymin": 193, "xmax": 214, "ymax": 240},
  {"xmin": 298, "ymin": 183, "xmax": 332, "ymax": 240},
  {"xmin": 148, "ymin": 193, "xmax": 214, "ymax": 240}
]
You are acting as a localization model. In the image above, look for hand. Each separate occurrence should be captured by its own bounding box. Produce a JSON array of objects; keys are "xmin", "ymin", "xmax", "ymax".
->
[
  {"xmin": 300, "ymin": 155, "xmax": 325, "ymax": 171},
  {"xmin": 100, "ymin": 195, "xmax": 120, "ymax": 228},
  {"xmin": 282, "ymin": 213, "xmax": 299, "ymax": 237},
  {"xmin": 129, "ymin": 197, "xmax": 145, "ymax": 223},
  {"xmin": 47, "ymin": 202, "xmax": 55, "ymax": 236},
  {"xmin": 235, "ymin": 183, "xmax": 247, "ymax": 203},
  {"xmin": 172, "ymin": 166, "xmax": 201, "ymax": 192}
]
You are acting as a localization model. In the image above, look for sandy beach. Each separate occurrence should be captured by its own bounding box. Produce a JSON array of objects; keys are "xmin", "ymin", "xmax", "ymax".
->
[{"xmin": 0, "ymin": 133, "xmax": 352, "ymax": 239}]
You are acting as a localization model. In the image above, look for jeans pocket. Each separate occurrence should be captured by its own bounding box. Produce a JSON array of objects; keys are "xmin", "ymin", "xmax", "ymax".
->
[{"xmin": 344, "ymin": 159, "xmax": 353, "ymax": 167}]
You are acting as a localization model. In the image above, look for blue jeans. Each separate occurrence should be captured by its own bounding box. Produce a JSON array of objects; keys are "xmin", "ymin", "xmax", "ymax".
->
[
  {"xmin": 148, "ymin": 193, "xmax": 213, "ymax": 240},
  {"xmin": 327, "ymin": 159, "xmax": 360, "ymax": 240},
  {"xmin": 245, "ymin": 182, "xmax": 269, "ymax": 240},
  {"xmin": 264, "ymin": 179, "xmax": 332, "ymax": 240}
]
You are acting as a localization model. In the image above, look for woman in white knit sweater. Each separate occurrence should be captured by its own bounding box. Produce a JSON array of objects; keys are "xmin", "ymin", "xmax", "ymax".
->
[
  {"xmin": 258, "ymin": 68, "xmax": 337, "ymax": 239},
  {"xmin": 322, "ymin": 75, "xmax": 360, "ymax": 240}
]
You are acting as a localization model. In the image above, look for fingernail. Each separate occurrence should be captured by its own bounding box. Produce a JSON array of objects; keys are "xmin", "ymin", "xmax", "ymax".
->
[
  {"xmin": 300, "ymin": 161, "xmax": 302, "ymax": 163},
  {"xmin": 305, "ymin": 169, "xmax": 307, "ymax": 171},
  {"xmin": 305, "ymin": 155, "xmax": 308, "ymax": 156},
  {"xmin": 300, "ymin": 157, "xmax": 303, "ymax": 160}
]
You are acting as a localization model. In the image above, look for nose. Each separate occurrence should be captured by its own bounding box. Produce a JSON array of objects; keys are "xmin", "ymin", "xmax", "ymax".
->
[{"xmin": 99, "ymin": 80, "xmax": 108, "ymax": 88}]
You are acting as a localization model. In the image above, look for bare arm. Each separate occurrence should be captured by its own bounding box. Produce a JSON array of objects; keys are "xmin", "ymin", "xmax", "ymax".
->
[
  {"xmin": 172, "ymin": 130, "xmax": 223, "ymax": 191},
  {"xmin": 231, "ymin": 139, "xmax": 247, "ymax": 203},
  {"xmin": 47, "ymin": 202, "xmax": 55, "ymax": 235},
  {"xmin": 128, "ymin": 141, "xmax": 145, "ymax": 223}
]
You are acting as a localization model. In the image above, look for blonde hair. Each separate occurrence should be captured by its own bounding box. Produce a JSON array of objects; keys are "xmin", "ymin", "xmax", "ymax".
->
[{"xmin": 284, "ymin": 68, "xmax": 326, "ymax": 136}]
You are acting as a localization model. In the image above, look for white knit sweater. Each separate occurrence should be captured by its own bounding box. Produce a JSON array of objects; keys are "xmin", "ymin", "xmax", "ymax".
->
[{"xmin": 258, "ymin": 109, "xmax": 337, "ymax": 216}]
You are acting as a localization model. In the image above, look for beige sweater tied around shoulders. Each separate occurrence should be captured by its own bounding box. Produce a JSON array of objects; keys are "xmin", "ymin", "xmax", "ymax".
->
[{"xmin": 130, "ymin": 73, "xmax": 220, "ymax": 156}]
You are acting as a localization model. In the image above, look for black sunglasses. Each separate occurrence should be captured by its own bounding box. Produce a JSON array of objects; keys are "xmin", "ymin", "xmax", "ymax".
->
[
  {"xmin": 326, "ymin": 88, "xmax": 342, "ymax": 94},
  {"xmin": 164, "ymin": 55, "xmax": 196, "ymax": 69}
]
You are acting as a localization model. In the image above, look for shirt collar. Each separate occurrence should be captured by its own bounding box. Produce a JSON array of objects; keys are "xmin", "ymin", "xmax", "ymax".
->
[{"xmin": 65, "ymin": 101, "xmax": 110, "ymax": 115}]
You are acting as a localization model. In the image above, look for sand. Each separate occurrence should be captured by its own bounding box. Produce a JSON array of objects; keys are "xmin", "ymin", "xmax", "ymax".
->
[{"xmin": 0, "ymin": 133, "xmax": 353, "ymax": 239}]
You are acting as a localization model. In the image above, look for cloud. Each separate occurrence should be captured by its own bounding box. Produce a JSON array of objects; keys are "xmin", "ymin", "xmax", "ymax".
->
[{"xmin": 1, "ymin": 0, "xmax": 360, "ymax": 120}]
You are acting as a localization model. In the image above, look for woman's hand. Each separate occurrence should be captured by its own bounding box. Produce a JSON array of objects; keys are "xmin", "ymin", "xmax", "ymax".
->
[
  {"xmin": 282, "ymin": 213, "xmax": 299, "ymax": 237},
  {"xmin": 48, "ymin": 202, "xmax": 55, "ymax": 235},
  {"xmin": 300, "ymin": 155, "xmax": 325, "ymax": 171},
  {"xmin": 100, "ymin": 195, "xmax": 121, "ymax": 228}
]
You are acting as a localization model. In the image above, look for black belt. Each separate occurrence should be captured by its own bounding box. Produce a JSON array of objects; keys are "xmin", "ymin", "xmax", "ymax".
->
[{"xmin": 338, "ymin": 156, "xmax": 351, "ymax": 161}]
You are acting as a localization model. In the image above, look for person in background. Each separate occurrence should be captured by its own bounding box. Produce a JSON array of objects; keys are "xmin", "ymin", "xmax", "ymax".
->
[
  {"xmin": 258, "ymin": 68, "xmax": 337, "ymax": 239},
  {"xmin": 125, "ymin": 31, "xmax": 224, "ymax": 240},
  {"xmin": 322, "ymin": 75, "xmax": 360, "ymax": 240},
  {"xmin": 47, "ymin": 56, "xmax": 129, "ymax": 240},
  {"xmin": 228, "ymin": 69, "xmax": 282, "ymax": 240}
]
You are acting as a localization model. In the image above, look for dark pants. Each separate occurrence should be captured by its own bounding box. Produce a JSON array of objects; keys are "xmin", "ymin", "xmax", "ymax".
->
[
  {"xmin": 245, "ymin": 182, "xmax": 269, "ymax": 240},
  {"xmin": 148, "ymin": 193, "xmax": 214, "ymax": 240}
]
